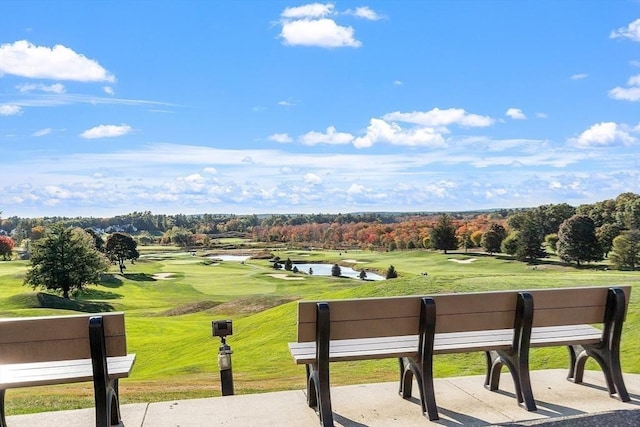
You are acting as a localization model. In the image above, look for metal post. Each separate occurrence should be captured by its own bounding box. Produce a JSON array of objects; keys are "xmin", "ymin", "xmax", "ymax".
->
[{"xmin": 218, "ymin": 336, "xmax": 234, "ymax": 396}]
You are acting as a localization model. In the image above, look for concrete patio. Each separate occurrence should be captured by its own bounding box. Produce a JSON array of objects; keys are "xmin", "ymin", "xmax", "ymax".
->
[{"xmin": 5, "ymin": 369, "xmax": 640, "ymax": 426}]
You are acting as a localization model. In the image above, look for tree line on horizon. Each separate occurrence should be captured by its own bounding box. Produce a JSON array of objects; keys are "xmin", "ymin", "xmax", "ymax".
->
[{"xmin": 1, "ymin": 192, "xmax": 639, "ymax": 271}]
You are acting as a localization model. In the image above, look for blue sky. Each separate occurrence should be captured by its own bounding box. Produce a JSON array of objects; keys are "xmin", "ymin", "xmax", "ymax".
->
[{"xmin": 1, "ymin": 1, "xmax": 638, "ymax": 218}]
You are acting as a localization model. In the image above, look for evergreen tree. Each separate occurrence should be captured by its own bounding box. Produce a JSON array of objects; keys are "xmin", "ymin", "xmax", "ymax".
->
[
  {"xmin": 386, "ymin": 265, "xmax": 398, "ymax": 279},
  {"xmin": 557, "ymin": 215, "xmax": 602, "ymax": 266},
  {"xmin": 24, "ymin": 224, "xmax": 109, "ymax": 299},
  {"xmin": 331, "ymin": 264, "xmax": 341, "ymax": 277},
  {"xmin": 284, "ymin": 257, "xmax": 293, "ymax": 271},
  {"xmin": 515, "ymin": 211, "xmax": 547, "ymax": 262},
  {"xmin": 430, "ymin": 214, "xmax": 458, "ymax": 254},
  {"xmin": 359, "ymin": 270, "xmax": 367, "ymax": 280}
]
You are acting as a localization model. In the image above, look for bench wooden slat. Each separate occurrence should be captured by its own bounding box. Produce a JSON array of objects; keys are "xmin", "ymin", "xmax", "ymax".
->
[{"xmin": 0, "ymin": 355, "xmax": 135, "ymax": 389}]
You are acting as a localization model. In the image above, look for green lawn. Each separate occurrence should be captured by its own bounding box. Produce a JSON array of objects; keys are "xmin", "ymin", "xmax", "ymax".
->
[{"xmin": 1, "ymin": 249, "xmax": 638, "ymax": 415}]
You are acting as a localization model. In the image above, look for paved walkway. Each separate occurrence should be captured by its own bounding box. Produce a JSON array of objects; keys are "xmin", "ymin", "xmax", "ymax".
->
[{"xmin": 5, "ymin": 370, "xmax": 640, "ymax": 426}]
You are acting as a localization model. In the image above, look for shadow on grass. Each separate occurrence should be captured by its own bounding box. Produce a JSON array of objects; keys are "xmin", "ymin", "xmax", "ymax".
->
[
  {"xmin": 36, "ymin": 292, "xmax": 115, "ymax": 312},
  {"xmin": 100, "ymin": 274, "xmax": 123, "ymax": 288},
  {"xmin": 122, "ymin": 272, "xmax": 156, "ymax": 282},
  {"xmin": 74, "ymin": 288, "xmax": 123, "ymax": 300}
]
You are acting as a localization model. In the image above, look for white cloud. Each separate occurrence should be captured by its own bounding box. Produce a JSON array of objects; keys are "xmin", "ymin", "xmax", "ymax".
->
[
  {"xmin": 303, "ymin": 173, "xmax": 323, "ymax": 184},
  {"xmin": 281, "ymin": 3, "xmax": 334, "ymax": 19},
  {"xmin": 610, "ymin": 18, "xmax": 640, "ymax": 42},
  {"xmin": 347, "ymin": 183, "xmax": 365, "ymax": 194},
  {"xmin": 0, "ymin": 40, "xmax": 115, "ymax": 82},
  {"xmin": 32, "ymin": 128, "xmax": 52, "ymax": 137},
  {"xmin": 278, "ymin": 99, "xmax": 295, "ymax": 106},
  {"xmin": 505, "ymin": 108, "xmax": 526, "ymax": 120},
  {"xmin": 203, "ymin": 167, "xmax": 218, "ymax": 175},
  {"xmin": 608, "ymin": 74, "xmax": 640, "ymax": 101},
  {"xmin": 16, "ymin": 83, "xmax": 66, "ymax": 93},
  {"xmin": 570, "ymin": 73, "xmax": 589, "ymax": 80},
  {"xmin": 383, "ymin": 107, "xmax": 494, "ymax": 127},
  {"xmin": 104, "ymin": 86, "xmax": 115, "ymax": 95},
  {"xmin": 80, "ymin": 124, "xmax": 132, "ymax": 139},
  {"xmin": 280, "ymin": 18, "xmax": 362, "ymax": 48},
  {"xmin": 569, "ymin": 122, "xmax": 637, "ymax": 147},
  {"xmin": 346, "ymin": 7, "xmax": 382, "ymax": 20},
  {"xmin": 299, "ymin": 126, "xmax": 354, "ymax": 145},
  {"xmin": 352, "ymin": 118, "xmax": 446, "ymax": 148},
  {"xmin": 393, "ymin": 80, "xmax": 403, "ymax": 86},
  {"xmin": 268, "ymin": 133, "xmax": 293, "ymax": 143},
  {"xmin": 0, "ymin": 104, "xmax": 22, "ymax": 115}
]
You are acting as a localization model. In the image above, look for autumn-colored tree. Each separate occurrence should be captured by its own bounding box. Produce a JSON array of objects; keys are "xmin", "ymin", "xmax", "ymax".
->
[{"xmin": 0, "ymin": 235, "xmax": 15, "ymax": 260}]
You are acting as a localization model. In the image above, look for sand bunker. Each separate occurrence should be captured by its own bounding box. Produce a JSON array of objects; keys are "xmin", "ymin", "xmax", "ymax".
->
[
  {"xmin": 152, "ymin": 273, "xmax": 175, "ymax": 280},
  {"xmin": 268, "ymin": 273, "xmax": 306, "ymax": 281},
  {"xmin": 342, "ymin": 259, "xmax": 366, "ymax": 263},
  {"xmin": 448, "ymin": 258, "xmax": 477, "ymax": 264}
]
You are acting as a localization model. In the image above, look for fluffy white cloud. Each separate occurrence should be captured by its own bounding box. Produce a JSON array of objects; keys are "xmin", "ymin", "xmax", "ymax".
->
[
  {"xmin": 346, "ymin": 7, "xmax": 381, "ymax": 20},
  {"xmin": 610, "ymin": 18, "xmax": 640, "ymax": 42},
  {"xmin": 268, "ymin": 133, "xmax": 293, "ymax": 143},
  {"xmin": 0, "ymin": 104, "xmax": 22, "ymax": 115},
  {"xmin": 33, "ymin": 128, "xmax": 52, "ymax": 137},
  {"xmin": 570, "ymin": 122, "xmax": 637, "ymax": 147},
  {"xmin": 608, "ymin": 74, "xmax": 640, "ymax": 101},
  {"xmin": 16, "ymin": 83, "xmax": 66, "ymax": 93},
  {"xmin": 80, "ymin": 124, "xmax": 132, "ymax": 139},
  {"xmin": 303, "ymin": 173, "xmax": 323, "ymax": 184},
  {"xmin": 299, "ymin": 126, "xmax": 354, "ymax": 145},
  {"xmin": 103, "ymin": 86, "xmax": 115, "ymax": 95},
  {"xmin": 280, "ymin": 18, "xmax": 361, "ymax": 48},
  {"xmin": 281, "ymin": 3, "xmax": 334, "ymax": 18},
  {"xmin": 278, "ymin": 99, "xmax": 295, "ymax": 106},
  {"xmin": 0, "ymin": 40, "xmax": 115, "ymax": 82},
  {"xmin": 347, "ymin": 183, "xmax": 365, "ymax": 194},
  {"xmin": 505, "ymin": 108, "xmax": 526, "ymax": 120},
  {"xmin": 393, "ymin": 80, "xmax": 403, "ymax": 86},
  {"xmin": 536, "ymin": 112, "xmax": 549, "ymax": 119},
  {"xmin": 383, "ymin": 107, "xmax": 494, "ymax": 127},
  {"xmin": 352, "ymin": 118, "xmax": 446, "ymax": 148}
]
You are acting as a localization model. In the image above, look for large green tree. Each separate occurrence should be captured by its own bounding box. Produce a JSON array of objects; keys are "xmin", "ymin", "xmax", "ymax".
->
[
  {"xmin": 430, "ymin": 214, "xmax": 458, "ymax": 254},
  {"xmin": 557, "ymin": 215, "xmax": 602, "ymax": 266},
  {"xmin": 24, "ymin": 224, "xmax": 109, "ymax": 299},
  {"xmin": 105, "ymin": 232, "xmax": 140, "ymax": 273},
  {"xmin": 609, "ymin": 230, "xmax": 640, "ymax": 271},
  {"xmin": 481, "ymin": 224, "xmax": 507, "ymax": 254}
]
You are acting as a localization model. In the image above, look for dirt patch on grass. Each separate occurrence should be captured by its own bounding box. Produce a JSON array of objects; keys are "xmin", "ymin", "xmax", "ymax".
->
[
  {"xmin": 157, "ymin": 301, "xmax": 219, "ymax": 316},
  {"xmin": 267, "ymin": 273, "xmax": 305, "ymax": 281},
  {"xmin": 213, "ymin": 296, "xmax": 299, "ymax": 315},
  {"xmin": 342, "ymin": 259, "xmax": 366, "ymax": 264}
]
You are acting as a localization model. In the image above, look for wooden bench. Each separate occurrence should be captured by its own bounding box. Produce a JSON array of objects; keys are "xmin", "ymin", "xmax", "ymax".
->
[
  {"xmin": 0, "ymin": 312, "xmax": 136, "ymax": 427},
  {"xmin": 289, "ymin": 290, "xmax": 535, "ymax": 425},
  {"xmin": 289, "ymin": 286, "xmax": 631, "ymax": 425}
]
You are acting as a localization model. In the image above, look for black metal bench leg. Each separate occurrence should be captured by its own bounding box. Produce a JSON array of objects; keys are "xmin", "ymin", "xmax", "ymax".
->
[
  {"xmin": 484, "ymin": 351, "xmax": 504, "ymax": 391},
  {"xmin": 0, "ymin": 389, "xmax": 6, "ymax": 427},
  {"xmin": 313, "ymin": 303, "xmax": 334, "ymax": 427},
  {"xmin": 567, "ymin": 288, "xmax": 630, "ymax": 403}
]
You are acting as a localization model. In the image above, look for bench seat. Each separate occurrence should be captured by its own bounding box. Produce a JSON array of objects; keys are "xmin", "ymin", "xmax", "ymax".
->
[
  {"xmin": 289, "ymin": 324, "xmax": 603, "ymax": 365},
  {"xmin": 0, "ymin": 355, "xmax": 136, "ymax": 389}
]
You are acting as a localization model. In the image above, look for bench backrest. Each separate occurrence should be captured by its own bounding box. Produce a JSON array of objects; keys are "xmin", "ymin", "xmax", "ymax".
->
[
  {"xmin": 296, "ymin": 290, "xmax": 523, "ymax": 342},
  {"xmin": 296, "ymin": 286, "xmax": 631, "ymax": 342},
  {"xmin": 527, "ymin": 286, "xmax": 631, "ymax": 327},
  {"xmin": 0, "ymin": 312, "xmax": 127, "ymax": 364}
]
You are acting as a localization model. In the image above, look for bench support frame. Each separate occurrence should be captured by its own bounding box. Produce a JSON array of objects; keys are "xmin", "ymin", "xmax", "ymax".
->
[
  {"xmin": 89, "ymin": 316, "xmax": 125, "ymax": 427},
  {"xmin": 567, "ymin": 287, "xmax": 630, "ymax": 402},
  {"xmin": 305, "ymin": 303, "xmax": 333, "ymax": 427},
  {"xmin": 400, "ymin": 293, "xmax": 534, "ymax": 421}
]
